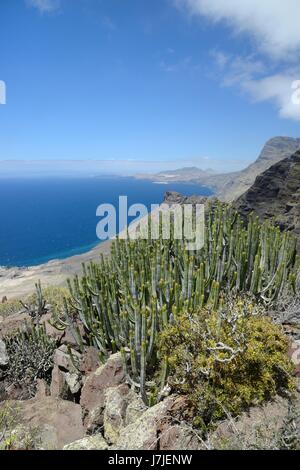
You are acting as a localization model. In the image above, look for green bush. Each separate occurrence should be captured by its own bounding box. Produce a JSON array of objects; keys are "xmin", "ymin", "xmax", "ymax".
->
[
  {"xmin": 3, "ymin": 324, "xmax": 57, "ymax": 399},
  {"xmin": 159, "ymin": 298, "xmax": 295, "ymax": 426}
]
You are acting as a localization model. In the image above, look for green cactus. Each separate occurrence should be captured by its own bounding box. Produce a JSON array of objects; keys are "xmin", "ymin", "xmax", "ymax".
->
[{"xmin": 53, "ymin": 203, "xmax": 299, "ymax": 405}]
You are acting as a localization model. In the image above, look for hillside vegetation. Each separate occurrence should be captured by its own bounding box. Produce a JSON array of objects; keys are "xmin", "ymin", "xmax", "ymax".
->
[
  {"xmin": 1, "ymin": 202, "xmax": 299, "ymax": 449},
  {"xmin": 50, "ymin": 203, "xmax": 298, "ymax": 412}
]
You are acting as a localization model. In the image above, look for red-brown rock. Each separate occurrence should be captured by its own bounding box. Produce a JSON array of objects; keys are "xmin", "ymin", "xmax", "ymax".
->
[
  {"xmin": 1, "ymin": 396, "xmax": 85, "ymax": 449},
  {"xmin": 50, "ymin": 365, "xmax": 69, "ymax": 399},
  {"xmin": 80, "ymin": 352, "xmax": 125, "ymax": 425}
]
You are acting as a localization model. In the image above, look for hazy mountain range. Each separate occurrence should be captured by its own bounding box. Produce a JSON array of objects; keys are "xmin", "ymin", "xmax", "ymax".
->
[{"xmin": 137, "ymin": 137, "xmax": 300, "ymax": 202}]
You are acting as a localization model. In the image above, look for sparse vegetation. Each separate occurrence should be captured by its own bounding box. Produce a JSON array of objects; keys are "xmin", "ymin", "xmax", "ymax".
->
[
  {"xmin": 3, "ymin": 323, "xmax": 57, "ymax": 399},
  {"xmin": 0, "ymin": 402, "xmax": 40, "ymax": 450},
  {"xmin": 210, "ymin": 403, "xmax": 300, "ymax": 450},
  {"xmin": 0, "ymin": 285, "xmax": 69, "ymax": 319},
  {"xmin": 30, "ymin": 285, "xmax": 70, "ymax": 318},
  {"xmin": 0, "ymin": 298, "xmax": 23, "ymax": 318}
]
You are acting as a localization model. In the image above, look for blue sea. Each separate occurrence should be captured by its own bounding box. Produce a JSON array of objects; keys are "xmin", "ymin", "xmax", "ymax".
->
[{"xmin": 0, "ymin": 177, "xmax": 212, "ymax": 267}]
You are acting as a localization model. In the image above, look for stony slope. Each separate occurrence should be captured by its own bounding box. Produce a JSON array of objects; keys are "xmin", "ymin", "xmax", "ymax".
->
[
  {"xmin": 235, "ymin": 151, "xmax": 300, "ymax": 240},
  {"xmin": 218, "ymin": 137, "xmax": 300, "ymax": 201}
]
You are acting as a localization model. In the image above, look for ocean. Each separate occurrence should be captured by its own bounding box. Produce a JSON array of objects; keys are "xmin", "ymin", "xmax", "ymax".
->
[{"xmin": 0, "ymin": 177, "xmax": 212, "ymax": 267}]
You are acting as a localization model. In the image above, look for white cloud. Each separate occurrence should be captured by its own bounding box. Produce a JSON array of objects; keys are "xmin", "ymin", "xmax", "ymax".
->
[
  {"xmin": 210, "ymin": 50, "xmax": 300, "ymax": 121},
  {"xmin": 174, "ymin": 1, "xmax": 300, "ymax": 121},
  {"xmin": 212, "ymin": 53, "xmax": 266, "ymax": 85},
  {"xmin": 175, "ymin": 0, "xmax": 300, "ymax": 60},
  {"xmin": 243, "ymin": 73, "xmax": 300, "ymax": 121},
  {"xmin": 210, "ymin": 50, "xmax": 230, "ymax": 69},
  {"xmin": 26, "ymin": 0, "xmax": 60, "ymax": 13}
]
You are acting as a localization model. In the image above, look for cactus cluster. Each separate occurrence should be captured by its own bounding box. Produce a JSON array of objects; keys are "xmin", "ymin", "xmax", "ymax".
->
[
  {"xmin": 4, "ymin": 323, "xmax": 56, "ymax": 398},
  {"xmin": 53, "ymin": 204, "xmax": 299, "ymax": 404}
]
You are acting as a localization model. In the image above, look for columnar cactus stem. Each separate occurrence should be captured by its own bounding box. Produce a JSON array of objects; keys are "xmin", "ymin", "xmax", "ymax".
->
[{"xmin": 52, "ymin": 202, "xmax": 299, "ymax": 405}]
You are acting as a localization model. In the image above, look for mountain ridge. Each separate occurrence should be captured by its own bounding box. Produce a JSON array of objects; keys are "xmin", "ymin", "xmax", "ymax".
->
[{"xmin": 136, "ymin": 137, "xmax": 300, "ymax": 202}]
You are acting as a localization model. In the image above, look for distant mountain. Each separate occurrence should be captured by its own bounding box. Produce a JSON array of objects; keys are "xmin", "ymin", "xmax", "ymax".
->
[
  {"xmin": 235, "ymin": 150, "xmax": 300, "ymax": 241},
  {"xmin": 135, "ymin": 166, "xmax": 217, "ymax": 184},
  {"xmin": 157, "ymin": 167, "xmax": 216, "ymax": 176},
  {"xmin": 136, "ymin": 137, "xmax": 300, "ymax": 202}
]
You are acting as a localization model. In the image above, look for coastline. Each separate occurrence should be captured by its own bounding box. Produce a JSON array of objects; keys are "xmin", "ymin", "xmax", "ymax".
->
[
  {"xmin": 0, "ymin": 207, "xmax": 157, "ymax": 300},
  {"xmin": 0, "ymin": 239, "xmax": 113, "ymax": 300},
  {"xmin": 0, "ymin": 194, "xmax": 209, "ymax": 300}
]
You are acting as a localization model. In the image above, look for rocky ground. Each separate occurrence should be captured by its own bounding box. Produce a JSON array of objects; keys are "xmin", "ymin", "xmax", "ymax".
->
[
  {"xmin": 0, "ymin": 308, "xmax": 300, "ymax": 451},
  {"xmin": 1, "ymin": 152, "xmax": 300, "ymax": 449}
]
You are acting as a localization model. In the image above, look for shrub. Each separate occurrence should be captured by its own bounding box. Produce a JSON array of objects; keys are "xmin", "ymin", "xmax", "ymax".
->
[
  {"xmin": 3, "ymin": 323, "xmax": 57, "ymax": 399},
  {"xmin": 159, "ymin": 298, "xmax": 295, "ymax": 426}
]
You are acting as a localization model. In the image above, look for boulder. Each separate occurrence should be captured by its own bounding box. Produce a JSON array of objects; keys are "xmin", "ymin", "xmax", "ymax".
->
[
  {"xmin": 103, "ymin": 387, "xmax": 192, "ymax": 448},
  {"xmin": 159, "ymin": 424, "xmax": 204, "ymax": 450},
  {"xmin": 0, "ymin": 339, "xmax": 8, "ymax": 367},
  {"xmin": 1, "ymin": 396, "xmax": 85, "ymax": 450},
  {"xmin": 103, "ymin": 384, "xmax": 130, "ymax": 444},
  {"xmin": 65, "ymin": 372, "xmax": 82, "ymax": 395},
  {"xmin": 112, "ymin": 396, "xmax": 186, "ymax": 450},
  {"xmin": 61, "ymin": 323, "xmax": 85, "ymax": 349},
  {"xmin": 50, "ymin": 365, "xmax": 69, "ymax": 399},
  {"xmin": 125, "ymin": 392, "xmax": 148, "ymax": 426},
  {"xmin": 35, "ymin": 379, "xmax": 50, "ymax": 399},
  {"xmin": 63, "ymin": 434, "xmax": 109, "ymax": 450},
  {"xmin": 86, "ymin": 405, "xmax": 105, "ymax": 434},
  {"xmin": 53, "ymin": 345, "xmax": 81, "ymax": 373},
  {"xmin": 80, "ymin": 352, "xmax": 125, "ymax": 425},
  {"xmin": 0, "ymin": 312, "xmax": 29, "ymax": 338}
]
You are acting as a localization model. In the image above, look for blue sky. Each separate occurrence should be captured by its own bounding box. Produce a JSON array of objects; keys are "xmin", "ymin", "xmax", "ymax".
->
[{"xmin": 0, "ymin": 0, "xmax": 300, "ymax": 174}]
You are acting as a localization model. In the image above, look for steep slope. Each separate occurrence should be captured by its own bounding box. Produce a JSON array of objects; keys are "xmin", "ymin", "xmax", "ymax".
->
[
  {"xmin": 218, "ymin": 137, "xmax": 300, "ymax": 201},
  {"xmin": 235, "ymin": 151, "xmax": 300, "ymax": 240}
]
